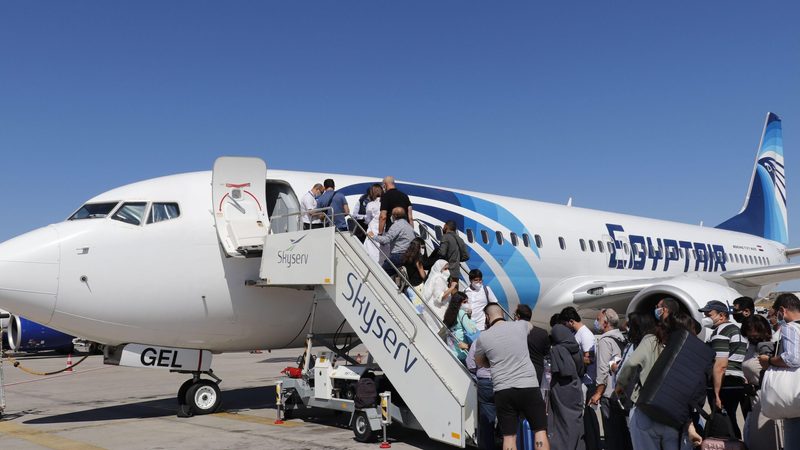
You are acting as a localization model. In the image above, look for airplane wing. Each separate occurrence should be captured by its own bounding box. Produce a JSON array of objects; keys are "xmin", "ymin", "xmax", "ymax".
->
[
  {"xmin": 721, "ymin": 262, "xmax": 800, "ymax": 287},
  {"xmin": 785, "ymin": 248, "xmax": 800, "ymax": 258}
]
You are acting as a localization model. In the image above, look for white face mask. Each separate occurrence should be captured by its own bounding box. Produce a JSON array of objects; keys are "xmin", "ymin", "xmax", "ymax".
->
[
  {"xmin": 471, "ymin": 282, "xmax": 482, "ymax": 290},
  {"xmin": 701, "ymin": 317, "xmax": 715, "ymax": 329},
  {"xmin": 460, "ymin": 303, "xmax": 471, "ymax": 312}
]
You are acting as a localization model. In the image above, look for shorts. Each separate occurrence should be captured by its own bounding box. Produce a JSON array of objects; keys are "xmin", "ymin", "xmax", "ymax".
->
[{"xmin": 494, "ymin": 387, "xmax": 547, "ymax": 436}]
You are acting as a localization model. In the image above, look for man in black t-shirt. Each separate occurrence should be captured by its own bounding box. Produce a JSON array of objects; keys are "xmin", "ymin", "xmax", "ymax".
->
[
  {"xmin": 379, "ymin": 176, "xmax": 413, "ymax": 234},
  {"xmin": 516, "ymin": 304, "xmax": 551, "ymax": 385}
]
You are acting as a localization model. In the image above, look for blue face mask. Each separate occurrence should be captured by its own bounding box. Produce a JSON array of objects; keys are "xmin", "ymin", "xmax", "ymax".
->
[
  {"xmin": 778, "ymin": 311, "xmax": 787, "ymax": 327},
  {"xmin": 593, "ymin": 319, "xmax": 603, "ymax": 333},
  {"xmin": 654, "ymin": 307, "xmax": 663, "ymax": 321}
]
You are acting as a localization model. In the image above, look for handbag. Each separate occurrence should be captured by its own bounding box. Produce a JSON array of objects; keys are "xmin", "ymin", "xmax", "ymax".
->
[{"xmin": 761, "ymin": 322, "xmax": 800, "ymax": 419}]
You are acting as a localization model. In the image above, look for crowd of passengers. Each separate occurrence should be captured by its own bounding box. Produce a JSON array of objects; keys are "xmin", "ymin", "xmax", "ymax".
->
[{"xmin": 299, "ymin": 177, "xmax": 800, "ymax": 450}]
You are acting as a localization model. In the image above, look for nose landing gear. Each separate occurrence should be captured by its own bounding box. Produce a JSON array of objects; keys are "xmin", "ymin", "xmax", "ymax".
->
[{"xmin": 176, "ymin": 370, "xmax": 222, "ymax": 417}]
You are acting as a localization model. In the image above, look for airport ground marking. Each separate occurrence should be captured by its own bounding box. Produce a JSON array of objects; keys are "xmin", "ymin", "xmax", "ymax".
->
[
  {"xmin": 0, "ymin": 421, "xmax": 106, "ymax": 450},
  {"xmin": 213, "ymin": 411, "xmax": 304, "ymax": 428}
]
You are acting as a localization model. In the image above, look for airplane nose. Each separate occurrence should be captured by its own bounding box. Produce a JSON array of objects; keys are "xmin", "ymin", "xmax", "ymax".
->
[{"xmin": 0, "ymin": 225, "xmax": 60, "ymax": 325}]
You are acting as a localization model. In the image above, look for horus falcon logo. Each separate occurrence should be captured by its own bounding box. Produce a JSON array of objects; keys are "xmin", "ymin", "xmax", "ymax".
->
[{"xmin": 759, "ymin": 156, "xmax": 786, "ymax": 205}]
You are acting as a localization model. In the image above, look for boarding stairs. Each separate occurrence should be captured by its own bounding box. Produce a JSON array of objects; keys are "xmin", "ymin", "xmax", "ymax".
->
[
  {"xmin": 259, "ymin": 226, "xmax": 478, "ymax": 447},
  {"xmin": 210, "ymin": 156, "xmax": 477, "ymax": 446}
]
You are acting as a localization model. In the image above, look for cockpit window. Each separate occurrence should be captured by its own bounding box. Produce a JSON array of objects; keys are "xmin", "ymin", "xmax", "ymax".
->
[
  {"xmin": 69, "ymin": 202, "xmax": 119, "ymax": 220},
  {"xmin": 111, "ymin": 202, "xmax": 147, "ymax": 226},
  {"xmin": 147, "ymin": 203, "xmax": 181, "ymax": 224}
]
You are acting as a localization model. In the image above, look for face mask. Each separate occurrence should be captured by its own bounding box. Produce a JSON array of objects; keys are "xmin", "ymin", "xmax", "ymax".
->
[
  {"xmin": 778, "ymin": 311, "xmax": 787, "ymax": 326},
  {"xmin": 701, "ymin": 317, "xmax": 715, "ymax": 329},
  {"xmin": 460, "ymin": 303, "xmax": 471, "ymax": 312},
  {"xmin": 654, "ymin": 307, "xmax": 664, "ymax": 321},
  {"xmin": 471, "ymin": 282, "xmax": 482, "ymax": 290},
  {"xmin": 733, "ymin": 312, "xmax": 745, "ymax": 323},
  {"xmin": 593, "ymin": 319, "xmax": 603, "ymax": 333}
]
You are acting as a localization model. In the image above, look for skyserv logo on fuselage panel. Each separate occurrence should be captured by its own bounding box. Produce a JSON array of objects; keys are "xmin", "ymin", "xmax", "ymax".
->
[
  {"xmin": 260, "ymin": 227, "xmax": 335, "ymax": 285},
  {"xmin": 606, "ymin": 223, "xmax": 728, "ymax": 273},
  {"xmin": 277, "ymin": 234, "xmax": 310, "ymax": 268}
]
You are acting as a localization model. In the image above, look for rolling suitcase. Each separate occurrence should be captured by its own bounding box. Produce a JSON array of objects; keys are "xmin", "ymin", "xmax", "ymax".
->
[
  {"xmin": 699, "ymin": 407, "xmax": 746, "ymax": 450},
  {"xmin": 517, "ymin": 418, "xmax": 534, "ymax": 450},
  {"xmin": 636, "ymin": 328, "xmax": 714, "ymax": 429}
]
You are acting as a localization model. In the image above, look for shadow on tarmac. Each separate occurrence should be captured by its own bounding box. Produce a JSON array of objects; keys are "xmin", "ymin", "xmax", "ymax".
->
[{"xmin": 24, "ymin": 386, "xmax": 277, "ymax": 424}]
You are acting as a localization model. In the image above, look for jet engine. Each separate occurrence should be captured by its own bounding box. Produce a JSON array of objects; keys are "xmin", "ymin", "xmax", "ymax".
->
[
  {"xmin": 7, "ymin": 315, "xmax": 75, "ymax": 353},
  {"xmin": 626, "ymin": 277, "xmax": 742, "ymax": 321}
]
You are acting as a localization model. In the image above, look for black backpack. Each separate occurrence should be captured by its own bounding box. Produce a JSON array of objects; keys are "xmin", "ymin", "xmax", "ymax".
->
[
  {"xmin": 636, "ymin": 329, "xmax": 713, "ymax": 429},
  {"xmin": 354, "ymin": 377, "xmax": 378, "ymax": 409}
]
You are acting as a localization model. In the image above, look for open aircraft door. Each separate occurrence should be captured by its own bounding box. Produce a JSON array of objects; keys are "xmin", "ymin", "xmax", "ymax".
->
[{"xmin": 212, "ymin": 157, "xmax": 269, "ymax": 257}]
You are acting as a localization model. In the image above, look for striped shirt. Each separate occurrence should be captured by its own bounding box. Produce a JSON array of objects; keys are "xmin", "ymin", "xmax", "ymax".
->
[
  {"xmin": 709, "ymin": 321, "xmax": 748, "ymax": 380},
  {"xmin": 779, "ymin": 321, "xmax": 800, "ymax": 368}
]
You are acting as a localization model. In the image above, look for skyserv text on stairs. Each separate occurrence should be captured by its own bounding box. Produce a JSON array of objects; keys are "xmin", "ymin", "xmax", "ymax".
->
[{"xmin": 342, "ymin": 272, "xmax": 419, "ymax": 373}]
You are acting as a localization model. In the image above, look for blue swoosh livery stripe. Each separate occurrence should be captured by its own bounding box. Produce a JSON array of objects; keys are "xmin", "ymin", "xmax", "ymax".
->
[{"xmin": 339, "ymin": 183, "xmax": 541, "ymax": 310}]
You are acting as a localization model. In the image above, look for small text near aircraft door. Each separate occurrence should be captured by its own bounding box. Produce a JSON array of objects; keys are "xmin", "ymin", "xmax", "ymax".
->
[{"xmin": 212, "ymin": 157, "xmax": 269, "ymax": 257}]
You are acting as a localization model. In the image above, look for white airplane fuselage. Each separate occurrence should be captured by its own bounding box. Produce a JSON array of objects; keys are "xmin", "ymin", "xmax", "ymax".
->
[{"xmin": 0, "ymin": 168, "xmax": 787, "ymax": 353}]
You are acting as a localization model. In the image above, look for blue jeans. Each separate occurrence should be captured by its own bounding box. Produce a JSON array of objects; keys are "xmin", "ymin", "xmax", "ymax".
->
[
  {"xmin": 785, "ymin": 417, "xmax": 800, "ymax": 449},
  {"xmin": 629, "ymin": 407, "xmax": 680, "ymax": 450},
  {"xmin": 477, "ymin": 378, "xmax": 496, "ymax": 450},
  {"xmin": 381, "ymin": 253, "xmax": 404, "ymax": 277}
]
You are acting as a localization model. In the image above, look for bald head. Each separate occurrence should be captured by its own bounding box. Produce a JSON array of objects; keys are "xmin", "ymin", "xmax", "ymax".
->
[
  {"xmin": 484, "ymin": 303, "xmax": 504, "ymax": 322},
  {"xmin": 391, "ymin": 206, "xmax": 406, "ymax": 220},
  {"xmin": 383, "ymin": 176, "xmax": 396, "ymax": 189}
]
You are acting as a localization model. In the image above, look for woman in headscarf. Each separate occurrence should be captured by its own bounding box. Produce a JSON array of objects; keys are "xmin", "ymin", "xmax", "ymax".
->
[
  {"xmin": 548, "ymin": 323, "xmax": 586, "ymax": 450},
  {"xmin": 421, "ymin": 260, "xmax": 457, "ymax": 332}
]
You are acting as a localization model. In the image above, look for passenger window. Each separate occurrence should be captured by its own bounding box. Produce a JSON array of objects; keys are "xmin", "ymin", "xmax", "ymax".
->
[
  {"xmin": 559, "ymin": 237, "xmax": 566, "ymax": 250},
  {"xmin": 435, "ymin": 226, "xmax": 443, "ymax": 241},
  {"xmin": 623, "ymin": 243, "xmax": 630, "ymax": 254},
  {"xmin": 607, "ymin": 242, "xmax": 614, "ymax": 253},
  {"xmin": 496, "ymin": 231, "xmax": 504, "ymax": 245},
  {"xmin": 147, "ymin": 203, "xmax": 180, "ymax": 224},
  {"xmin": 419, "ymin": 226, "xmax": 428, "ymax": 241},
  {"xmin": 597, "ymin": 240, "xmax": 604, "ymax": 253},
  {"xmin": 481, "ymin": 230, "xmax": 490, "ymax": 244},
  {"xmin": 580, "ymin": 239, "xmax": 586, "ymax": 251},
  {"xmin": 510, "ymin": 232, "xmax": 519, "ymax": 246},
  {"xmin": 589, "ymin": 240, "xmax": 596, "ymax": 252},
  {"xmin": 111, "ymin": 202, "xmax": 147, "ymax": 226},
  {"xmin": 534, "ymin": 234, "xmax": 542, "ymax": 248},
  {"xmin": 522, "ymin": 233, "xmax": 531, "ymax": 247},
  {"xmin": 69, "ymin": 202, "xmax": 119, "ymax": 220},
  {"xmin": 466, "ymin": 228, "xmax": 474, "ymax": 243}
]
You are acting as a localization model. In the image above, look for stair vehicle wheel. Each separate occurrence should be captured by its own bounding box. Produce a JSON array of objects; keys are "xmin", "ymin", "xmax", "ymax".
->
[
  {"xmin": 352, "ymin": 411, "xmax": 376, "ymax": 443},
  {"xmin": 185, "ymin": 380, "xmax": 221, "ymax": 415}
]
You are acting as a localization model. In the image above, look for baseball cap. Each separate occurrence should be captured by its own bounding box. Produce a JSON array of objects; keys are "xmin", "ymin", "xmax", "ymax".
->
[{"xmin": 698, "ymin": 300, "xmax": 729, "ymax": 314}]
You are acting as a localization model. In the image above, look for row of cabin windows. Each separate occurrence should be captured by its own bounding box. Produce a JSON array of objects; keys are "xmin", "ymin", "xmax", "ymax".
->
[
  {"xmin": 430, "ymin": 225, "xmax": 544, "ymax": 249},
  {"xmin": 426, "ymin": 223, "xmax": 774, "ymax": 268}
]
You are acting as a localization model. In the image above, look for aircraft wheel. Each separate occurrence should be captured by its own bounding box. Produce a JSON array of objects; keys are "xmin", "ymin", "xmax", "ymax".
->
[
  {"xmin": 185, "ymin": 380, "xmax": 222, "ymax": 415},
  {"xmin": 352, "ymin": 411, "xmax": 376, "ymax": 443}
]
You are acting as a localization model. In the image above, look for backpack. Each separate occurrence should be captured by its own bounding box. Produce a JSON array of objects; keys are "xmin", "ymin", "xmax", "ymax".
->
[
  {"xmin": 636, "ymin": 329, "xmax": 714, "ymax": 429},
  {"xmin": 354, "ymin": 377, "xmax": 378, "ymax": 409},
  {"xmin": 456, "ymin": 234, "xmax": 470, "ymax": 262}
]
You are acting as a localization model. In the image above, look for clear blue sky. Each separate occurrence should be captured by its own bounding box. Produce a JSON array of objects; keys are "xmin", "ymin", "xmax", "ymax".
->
[{"xmin": 2, "ymin": 2, "xmax": 799, "ymax": 285}]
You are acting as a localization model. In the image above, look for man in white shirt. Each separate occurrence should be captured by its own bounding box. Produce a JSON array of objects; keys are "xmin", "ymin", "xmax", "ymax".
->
[
  {"xmin": 465, "ymin": 269, "xmax": 498, "ymax": 331},
  {"xmin": 301, "ymin": 183, "xmax": 323, "ymax": 230}
]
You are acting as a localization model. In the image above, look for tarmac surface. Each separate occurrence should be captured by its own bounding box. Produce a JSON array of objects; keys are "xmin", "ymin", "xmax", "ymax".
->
[{"xmin": 0, "ymin": 348, "xmax": 454, "ymax": 450}]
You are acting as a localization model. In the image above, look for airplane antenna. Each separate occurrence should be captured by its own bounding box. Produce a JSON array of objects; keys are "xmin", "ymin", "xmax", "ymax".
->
[{"xmin": 567, "ymin": 197, "xmax": 573, "ymax": 207}]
